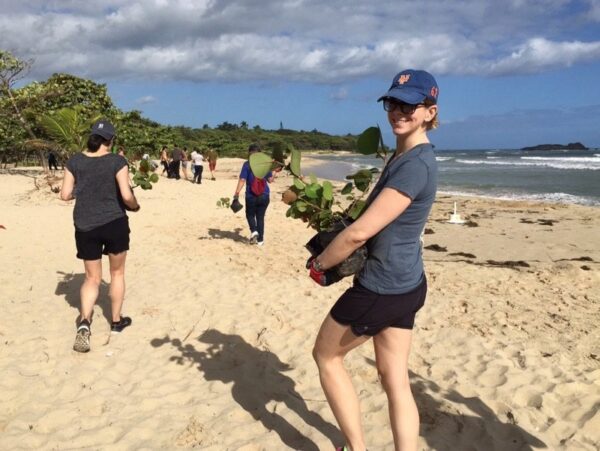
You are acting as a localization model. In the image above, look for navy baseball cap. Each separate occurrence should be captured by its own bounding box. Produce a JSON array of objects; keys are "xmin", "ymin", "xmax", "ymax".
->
[
  {"xmin": 378, "ymin": 69, "xmax": 439, "ymax": 105},
  {"xmin": 91, "ymin": 119, "xmax": 116, "ymax": 140}
]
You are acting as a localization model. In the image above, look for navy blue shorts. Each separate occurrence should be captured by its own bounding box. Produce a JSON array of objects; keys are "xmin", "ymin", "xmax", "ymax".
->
[
  {"xmin": 330, "ymin": 276, "xmax": 427, "ymax": 336},
  {"xmin": 75, "ymin": 216, "xmax": 130, "ymax": 260}
]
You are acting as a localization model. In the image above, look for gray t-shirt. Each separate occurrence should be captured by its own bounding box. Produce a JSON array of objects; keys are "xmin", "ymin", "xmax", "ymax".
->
[
  {"xmin": 357, "ymin": 143, "xmax": 437, "ymax": 294},
  {"xmin": 66, "ymin": 153, "xmax": 128, "ymax": 232},
  {"xmin": 172, "ymin": 148, "xmax": 183, "ymax": 161}
]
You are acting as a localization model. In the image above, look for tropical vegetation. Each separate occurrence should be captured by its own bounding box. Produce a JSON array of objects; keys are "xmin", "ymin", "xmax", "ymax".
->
[{"xmin": 1, "ymin": 50, "xmax": 359, "ymax": 171}]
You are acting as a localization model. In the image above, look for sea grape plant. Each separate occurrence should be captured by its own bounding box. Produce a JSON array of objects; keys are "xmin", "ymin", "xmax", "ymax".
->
[
  {"xmin": 217, "ymin": 125, "xmax": 387, "ymax": 229},
  {"xmin": 278, "ymin": 125, "xmax": 387, "ymax": 232},
  {"xmin": 216, "ymin": 197, "xmax": 231, "ymax": 208},
  {"xmin": 130, "ymin": 158, "xmax": 159, "ymax": 190}
]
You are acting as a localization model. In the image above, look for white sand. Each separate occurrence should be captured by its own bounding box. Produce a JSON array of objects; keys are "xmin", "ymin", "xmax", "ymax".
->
[{"xmin": 0, "ymin": 160, "xmax": 598, "ymax": 450}]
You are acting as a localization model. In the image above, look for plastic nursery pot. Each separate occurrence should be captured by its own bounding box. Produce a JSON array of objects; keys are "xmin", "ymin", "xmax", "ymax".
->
[
  {"xmin": 305, "ymin": 218, "xmax": 368, "ymax": 278},
  {"xmin": 230, "ymin": 198, "xmax": 243, "ymax": 213}
]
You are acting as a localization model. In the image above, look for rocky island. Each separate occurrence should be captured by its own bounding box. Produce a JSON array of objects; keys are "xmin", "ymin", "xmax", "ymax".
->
[{"xmin": 521, "ymin": 142, "xmax": 588, "ymax": 151}]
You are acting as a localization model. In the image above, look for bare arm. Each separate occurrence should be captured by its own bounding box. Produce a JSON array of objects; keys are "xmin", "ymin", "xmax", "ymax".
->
[
  {"xmin": 234, "ymin": 178, "xmax": 245, "ymax": 197},
  {"xmin": 60, "ymin": 168, "xmax": 75, "ymax": 201},
  {"xmin": 316, "ymin": 187, "xmax": 412, "ymax": 270},
  {"xmin": 115, "ymin": 165, "xmax": 140, "ymax": 211}
]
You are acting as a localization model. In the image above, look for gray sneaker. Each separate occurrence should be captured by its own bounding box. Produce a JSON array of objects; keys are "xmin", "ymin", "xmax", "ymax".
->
[{"xmin": 73, "ymin": 320, "xmax": 91, "ymax": 353}]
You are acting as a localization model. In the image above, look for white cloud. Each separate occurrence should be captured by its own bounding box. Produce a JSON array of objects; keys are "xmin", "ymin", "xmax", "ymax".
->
[
  {"xmin": 135, "ymin": 95, "xmax": 157, "ymax": 105},
  {"xmin": 487, "ymin": 38, "xmax": 600, "ymax": 75},
  {"xmin": 1, "ymin": 0, "xmax": 600, "ymax": 83},
  {"xmin": 330, "ymin": 87, "xmax": 348, "ymax": 101}
]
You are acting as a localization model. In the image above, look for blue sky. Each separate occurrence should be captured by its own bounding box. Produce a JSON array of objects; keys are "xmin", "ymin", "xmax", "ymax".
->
[{"xmin": 2, "ymin": 0, "xmax": 600, "ymax": 149}]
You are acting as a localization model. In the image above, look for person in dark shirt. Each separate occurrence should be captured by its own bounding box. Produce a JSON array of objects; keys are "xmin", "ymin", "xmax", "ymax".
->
[
  {"xmin": 48, "ymin": 151, "xmax": 59, "ymax": 173},
  {"xmin": 60, "ymin": 119, "xmax": 140, "ymax": 353},
  {"xmin": 169, "ymin": 145, "xmax": 183, "ymax": 179}
]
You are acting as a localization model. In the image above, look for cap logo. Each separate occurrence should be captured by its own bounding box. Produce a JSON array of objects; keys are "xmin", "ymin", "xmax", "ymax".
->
[
  {"xmin": 98, "ymin": 124, "xmax": 104, "ymax": 129},
  {"xmin": 398, "ymin": 74, "xmax": 411, "ymax": 85},
  {"xmin": 430, "ymin": 87, "xmax": 439, "ymax": 98}
]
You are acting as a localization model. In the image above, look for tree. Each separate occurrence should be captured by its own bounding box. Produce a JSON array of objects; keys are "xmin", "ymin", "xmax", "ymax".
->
[
  {"xmin": 19, "ymin": 73, "xmax": 116, "ymax": 128},
  {"xmin": 0, "ymin": 50, "xmax": 46, "ymax": 169},
  {"xmin": 36, "ymin": 107, "xmax": 100, "ymax": 157}
]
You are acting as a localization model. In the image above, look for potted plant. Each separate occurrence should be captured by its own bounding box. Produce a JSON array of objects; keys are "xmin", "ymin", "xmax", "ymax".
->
[{"xmin": 249, "ymin": 126, "xmax": 387, "ymax": 281}]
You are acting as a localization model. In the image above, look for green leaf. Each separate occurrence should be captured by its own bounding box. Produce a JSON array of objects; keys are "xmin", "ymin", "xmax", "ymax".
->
[
  {"xmin": 295, "ymin": 200, "xmax": 307, "ymax": 212},
  {"xmin": 322, "ymin": 180, "xmax": 333, "ymax": 201},
  {"xmin": 290, "ymin": 148, "xmax": 301, "ymax": 177},
  {"xmin": 309, "ymin": 173, "xmax": 317, "ymax": 184},
  {"xmin": 350, "ymin": 169, "xmax": 373, "ymax": 192},
  {"xmin": 305, "ymin": 183, "xmax": 320, "ymax": 199},
  {"xmin": 357, "ymin": 127, "xmax": 380, "ymax": 155},
  {"xmin": 293, "ymin": 177, "xmax": 305, "ymax": 190},
  {"xmin": 149, "ymin": 173, "xmax": 159, "ymax": 183},
  {"xmin": 347, "ymin": 200, "xmax": 367, "ymax": 219},
  {"xmin": 341, "ymin": 182, "xmax": 353, "ymax": 195},
  {"xmin": 248, "ymin": 152, "xmax": 273, "ymax": 179}
]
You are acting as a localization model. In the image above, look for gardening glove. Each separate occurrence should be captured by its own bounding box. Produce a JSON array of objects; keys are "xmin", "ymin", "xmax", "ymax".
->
[{"xmin": 307, "ymin": 258, "xmax": 341, "ymax": 287}]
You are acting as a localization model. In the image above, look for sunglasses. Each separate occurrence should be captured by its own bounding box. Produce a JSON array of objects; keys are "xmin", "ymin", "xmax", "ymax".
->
[{"xmin": 383, "ymin": 99, "xmax": 425, "ymax": 114}]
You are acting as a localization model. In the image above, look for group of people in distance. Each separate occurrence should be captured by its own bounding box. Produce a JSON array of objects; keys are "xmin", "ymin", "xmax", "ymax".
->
[
  {"xmin": 60, "ymin": 68, "xmax": 440, "ymax": 451},
  {"xmin": 159, "ymin": 145, "xmax": 217, "ymax": 183}
]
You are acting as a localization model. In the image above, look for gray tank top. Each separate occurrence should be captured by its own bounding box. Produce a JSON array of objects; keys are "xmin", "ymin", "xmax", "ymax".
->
[{"xmin": 66, "ymin": 153, "xmax": 128, "ymax": 231}]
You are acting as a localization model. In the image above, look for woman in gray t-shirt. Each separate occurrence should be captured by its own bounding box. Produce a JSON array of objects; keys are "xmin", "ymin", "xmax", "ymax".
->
[
  {"xmin": 60, "ymin": 119, "xmax": 140, "ymax": 353},
  {"xmin": 309, "ymin": 70, "xmax": 439, "ymax": 451}
]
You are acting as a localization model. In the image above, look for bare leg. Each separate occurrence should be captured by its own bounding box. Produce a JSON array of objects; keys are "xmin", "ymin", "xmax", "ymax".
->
[
  {"xmin": 313, "ymin": 314, "xmax": 370, "ymax": 451},
  {"xmin": 108, "ymin": 251, "xmax": 127, "ymax": 322},
  {"xmin": 80, "ymin": 259, "xmax": 102, "ymax": 321},
  {"xmin": 373, "ymin": 328, "xmax": 418, "ymax": 451}
]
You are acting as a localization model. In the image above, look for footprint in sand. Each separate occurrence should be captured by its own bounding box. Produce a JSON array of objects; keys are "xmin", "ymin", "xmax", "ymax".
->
[
  {"xmin": 477, "ymin": 365, "xmax": 509, "ymax": 388},
  {"xmin": 513, "ymin": 386, "xmax": 544, "ymax": 408}
]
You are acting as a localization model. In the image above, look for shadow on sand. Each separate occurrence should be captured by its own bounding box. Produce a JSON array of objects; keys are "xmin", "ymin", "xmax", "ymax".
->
[
  {"xmin": 151, "ymin": 329, "xmax": 341, "ymax": 450},
  {"xmin": 364, "ymin": 357, "xmax": 546, "ymax": 450},
  {"xmin": 55, "ymin": 271, "xmax": 113, "ymax": 326},
  {"xmin": 200, "ymin": 227, "xmax": 247, "ymax": 243}
]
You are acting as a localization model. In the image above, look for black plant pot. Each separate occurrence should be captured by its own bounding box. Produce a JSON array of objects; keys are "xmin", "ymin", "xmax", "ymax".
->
[
  {"xmin": 230, "ymin": 198, "xmax": 243, "ymax": 213},
  {"xmin": 305, "ymin": 218, "xmax": 367, "ymax": 279}
]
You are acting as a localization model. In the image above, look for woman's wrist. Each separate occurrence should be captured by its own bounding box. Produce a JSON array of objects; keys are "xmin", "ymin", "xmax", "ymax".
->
[{"xmin": 312, "ymin": 257, "xmax": 325, "ymax": 272}]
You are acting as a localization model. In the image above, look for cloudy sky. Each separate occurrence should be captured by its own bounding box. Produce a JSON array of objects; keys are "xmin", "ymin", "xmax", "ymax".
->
[{"xmin": 2, "ymin": 0, "xmax": 600, "ymax": 149}]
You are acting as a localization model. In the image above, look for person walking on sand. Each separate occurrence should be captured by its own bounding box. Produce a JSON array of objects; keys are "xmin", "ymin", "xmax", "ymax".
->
[
  {"xmin": 48, "ymin": 151, "xmax": 59, "ymax": 173},
  {"xmin": 233, "ymin": 144, "xmax": 274, "ymax": 246},
  {"xmin": 181, "ymin": 147, "xmax": 190, "ymax": 181},
  {"xmin": 190, "ymin": 148, "xmax": 204, "ymax": 184},
  {"xmin": 160, "ymin": 146, "xmax": 169, "ymax": 176},
  {"xmin": 169, "ymin": 145, "xmax": 183, "ymax": 179},
  {"xmin": 309, "ymin": 69, "xmax": 439, "ymax": 451},
  {"xmin": 60, "ymin": 119, "xmax": 140, "ymax": 353},
  {"xmin": 208, "ymin": 148, "xmax": 218, "ymax": 180}
]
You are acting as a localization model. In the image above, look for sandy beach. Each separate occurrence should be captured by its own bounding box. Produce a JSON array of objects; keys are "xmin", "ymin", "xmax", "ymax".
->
[{"xmin": 0, "ymin": 158, "xmax": 599, "ymax": 450}]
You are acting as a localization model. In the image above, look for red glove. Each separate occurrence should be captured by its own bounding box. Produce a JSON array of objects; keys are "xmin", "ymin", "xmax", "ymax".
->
[{"xmin": 309, "ymin": 259, "xmax": 327, "ymax": 286}]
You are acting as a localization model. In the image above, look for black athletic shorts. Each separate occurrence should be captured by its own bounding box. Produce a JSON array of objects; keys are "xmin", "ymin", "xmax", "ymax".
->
[
  {"xmin": 330, "ymin": 276, "xmax": 427, "ymax": 336},
  {"xmin": 75, "ymin": 216, "xmax": 130, "ymax": 260}
]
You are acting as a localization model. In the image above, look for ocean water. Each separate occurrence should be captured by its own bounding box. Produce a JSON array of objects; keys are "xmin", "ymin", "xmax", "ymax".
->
[{"xmin": 306, "ymin": 149, "xmax": 600, "ymax": 206}]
